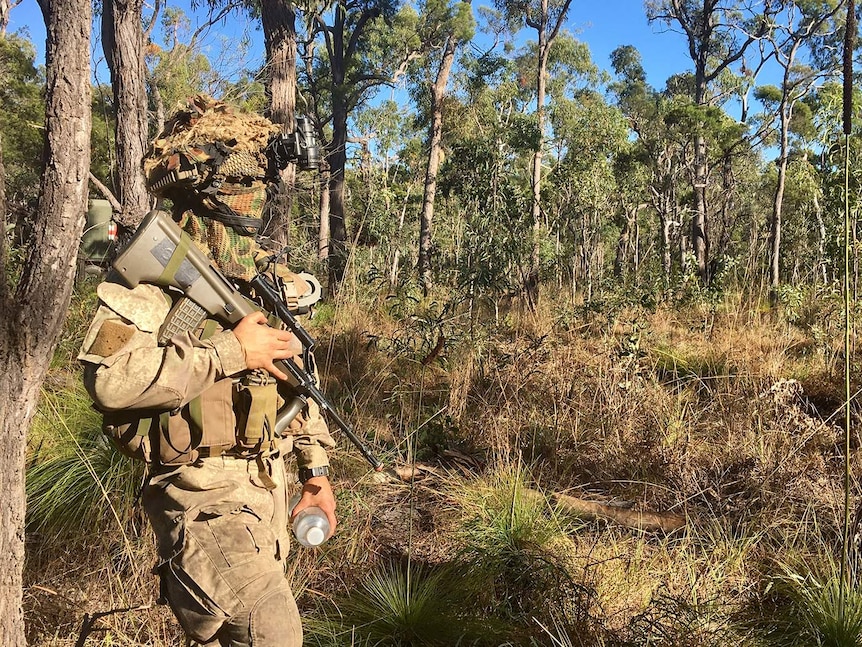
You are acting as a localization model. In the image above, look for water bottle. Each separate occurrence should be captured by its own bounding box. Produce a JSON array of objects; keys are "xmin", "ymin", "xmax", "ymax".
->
[{"xmin": 289, "ymin": 494, "xmax": 331, "ymax": 547}]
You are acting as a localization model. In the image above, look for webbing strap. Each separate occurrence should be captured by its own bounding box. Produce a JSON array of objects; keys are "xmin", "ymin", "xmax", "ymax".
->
[
  {"xmin": 135, "ymin": 416, "xmax": 153, "ymax": 438},
  {"xmin": 157, "ymin": 232, "xmax": 192, "ymax": 285},
  {"xmin": 255, "ymin": 455, "xmax": 277, "ymax": 490},
  {"xmin": 241, "ymin": 383, "xmax": 277, "ymax": 443},
  {"xmin": 158, "ymin": 411, "xmax": 171, "ymax": 433},
  {"xmin": 188, "ymin": 397, "xmax": 204, "ymax": 432},
  {"xmin": 201, "ymin": 319, "xmax": 219, "ymax": 340}
]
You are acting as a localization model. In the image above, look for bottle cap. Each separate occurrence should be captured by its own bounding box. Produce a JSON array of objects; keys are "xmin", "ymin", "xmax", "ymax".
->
[{"xmin": 305, "ymin": 525, "xmax": 326, "ymax": 546}]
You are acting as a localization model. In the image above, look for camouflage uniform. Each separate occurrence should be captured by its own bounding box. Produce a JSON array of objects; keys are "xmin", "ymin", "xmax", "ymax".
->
[{"xmin": 79, "ymin": 278, "xmax": 335, "ymax": 646}]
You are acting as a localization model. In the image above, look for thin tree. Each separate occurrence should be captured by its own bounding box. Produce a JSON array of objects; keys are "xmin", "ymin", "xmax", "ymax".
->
[
  {"xmin": 0, "ymin": 0, "xmax": 91, "ymax": 641},
  {"xmin": 417, "ymin": 0, "xmax": 474, "ymax": 293},
  {"xmin": 647, "ymin": 0, "xmax": 773, "ymax": 283},
  {"xmin": 759, "ymin": 0, "xmax": 844, "ymax": 303},
  {"xmin": 102, "ymin": 0, "xmax": 150, "ymax": 227},
  {"xmin": 496, "ymin": 0, "xmax": 573, "ymax": 307}
]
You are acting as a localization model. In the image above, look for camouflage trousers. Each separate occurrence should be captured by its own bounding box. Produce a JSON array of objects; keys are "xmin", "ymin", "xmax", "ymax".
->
[{"xmin": 143, "ymin": 452, "xmax": 302, "ymax": 646}]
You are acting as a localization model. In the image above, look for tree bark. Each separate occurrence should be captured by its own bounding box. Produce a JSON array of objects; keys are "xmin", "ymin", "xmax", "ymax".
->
[
  {"xmin": 691, "ymin": 132, "xmax": 710, "ymax": 283},
  {"xmin": 0, "ymin": 0, "xmax": 91, "ymax": 642},
  {"xmin": 318, "ymin": 163, "xmax": 331, "ymax": 262},
  {"xmin": 418, "ymin": 32, "xmax": 458, "ymax": 294},
  {"xmin": 0, "ymin": 132, "xmax": 6, "ymax": 228},
  {"xmin": 547, "ymin": 490, "xmax": 685, "ymax": 533},
  {"xmin": 102, "ymin": 0, "xmax": 150, "ymax": 227},
  {"xmin": 261, "ymin": 0, "xmax": 297, "ymax": 249},
  {"xmin": 328, "ymin": 99, "xmax": 349, "ymax": 289}
]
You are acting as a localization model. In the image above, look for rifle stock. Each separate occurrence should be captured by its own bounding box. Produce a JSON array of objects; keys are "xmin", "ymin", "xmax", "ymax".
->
[{"xmin": 112, "ymin": 210, "xmax": 383, "ymax": 471}]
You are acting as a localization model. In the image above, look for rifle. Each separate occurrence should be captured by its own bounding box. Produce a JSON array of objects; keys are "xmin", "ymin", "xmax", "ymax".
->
[{"xmin": 111, "ymin": 209, "xmax": 383, "ymax": 471}]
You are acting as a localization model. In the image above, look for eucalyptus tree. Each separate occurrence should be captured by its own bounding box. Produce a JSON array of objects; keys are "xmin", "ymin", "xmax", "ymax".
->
[
  {"xmin": 348, "ymin": 98, "xmax": 423, "ymax": 285},
  {"xmin": 146, "ymin": 7, "xmax": 223, "ymax": 132},
  {"xmin": 437, "ymin": 50, "xmax": 534, "ymax": 304},
  {"xmin": 536, "ymin": 39, "xmax": 620, "ymax": 298},
  {"xmin": 547, "ymin": 90, "xmax": 628, "ymax": 299},
  {"xmin": 0, "ymin": 0, "xmax": 91, "ymax": 641},
  {"xmin": 494, "ymin": 0, "xmax": 574, "ymax": 307},
  {"xmin": 755, "ymin": 0, "xmax": 844, "ymax": 301},
  {"xmin": 415, "ymin": 0, "xmax": 474, "ymax": 293},
  {"xmin": 646, "ymin": 0, "xmax": 777, "ymax": 284},
  {"xmin": 298, "ymin": 0, "xmax": 423, "ymax": 288},
  {"xmin": 611, "ymin": 45, "xmax": 689, "ymax": 281},
  {"xmin": 611, "ymin": 147, "xmax": 652, "ymax": 283}
]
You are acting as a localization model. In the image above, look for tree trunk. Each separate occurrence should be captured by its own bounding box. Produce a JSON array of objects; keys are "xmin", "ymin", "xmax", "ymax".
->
[
  {"xmin": 0, "ymin": 0, "xmax": 13, "ymax": 35},
  {"xmin": 0, "ymin": 0, "xmax": 91, "ymax": 642},
  {"xmin": 328, "ymin": 100, "xmax": 349, "ymax": 289},
  {"xmin": 0, "ymin": 133, "xmax": 6, "ymax": 226},
  {"xmin": 768, "ymin": 107, "xmax": 789, "ymax": 305},
  {"xmin": 102, "ymin": 0, "xmax": 150, "ymax": 227},
  {"xmin": 660, "ymin": 210, "xmax": 672, "ymax": 282},
  {"xmin": 318, "ymin": 163, "xmax": 331, "ymax": 262},
  {"xmin": 691, "ymin": 132, "xmax": 710, "ymax": 283},
  {"xmin": 525, "ymin": 10, "xmax": 549, "ymax": 310},
  {"xmin": 261, "ymin": 0, "xmax": 297, "ymax": 249},
  {"xmin": 614, "ymin": 208, "xmax": 630, "ymax": 280},
  {"xmin": 418, "ymin": 33, "xmax": 458, "ymax": 294},
  {"xmin": 325, "ymin": 1, "xmax": 350, "ymax": 290}
]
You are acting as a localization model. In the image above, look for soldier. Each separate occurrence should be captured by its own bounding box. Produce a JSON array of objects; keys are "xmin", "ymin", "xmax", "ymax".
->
[{"xmin": 78, "ymin": 96, "xmax": 336, "ymax": 646}]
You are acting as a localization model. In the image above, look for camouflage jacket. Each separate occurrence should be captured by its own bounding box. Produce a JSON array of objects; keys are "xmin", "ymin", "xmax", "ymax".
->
[{"xmin": 78, "ymin": 279, "xmax": 334, "ymax": 469}]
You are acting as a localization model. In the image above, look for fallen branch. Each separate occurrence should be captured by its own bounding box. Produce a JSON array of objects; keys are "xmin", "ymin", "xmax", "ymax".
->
[
  {"xmin": 547, "ymin": 490, "xmax": 685, "ymax": 533},
  {"xmin": 373, "ymin": 465, "xmax": 686, "ymax": 533}
]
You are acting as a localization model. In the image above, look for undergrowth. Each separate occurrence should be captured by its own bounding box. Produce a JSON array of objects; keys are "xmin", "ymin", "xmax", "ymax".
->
[{"xmin": 22, "ymin": 277, "xmax": 862, "ymax": 646}]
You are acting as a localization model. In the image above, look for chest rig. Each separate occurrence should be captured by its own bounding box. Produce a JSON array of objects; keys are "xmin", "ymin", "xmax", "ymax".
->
[{"xmin": 102, "ymin": 281, "xmax": 306, "ymax": 467}]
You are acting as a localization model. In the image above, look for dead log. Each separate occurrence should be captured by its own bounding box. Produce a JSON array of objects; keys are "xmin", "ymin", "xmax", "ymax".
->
[{"xmin": 546, "ymin": 490, "xmax": 686, "ymax": 533}]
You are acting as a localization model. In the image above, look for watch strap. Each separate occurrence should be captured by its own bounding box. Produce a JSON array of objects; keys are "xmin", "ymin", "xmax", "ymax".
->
[{"xmin": 298, "ymin": 466, "xmax": 329, "ymax": 483}]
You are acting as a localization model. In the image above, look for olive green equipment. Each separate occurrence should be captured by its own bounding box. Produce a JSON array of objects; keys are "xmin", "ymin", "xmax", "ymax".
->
[{"xmin": 111, "ymin": 209, "xmax": 383, "ymax": 471}]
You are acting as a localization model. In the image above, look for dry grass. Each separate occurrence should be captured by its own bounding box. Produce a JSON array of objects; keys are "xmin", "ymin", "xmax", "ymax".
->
[{"xmin": 23, "ymin": 284, "xmax": 862, "ymax": 645}]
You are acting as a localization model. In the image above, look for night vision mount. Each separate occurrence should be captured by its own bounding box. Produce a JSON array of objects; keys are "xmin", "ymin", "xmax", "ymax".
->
[{"xmin": 267, "ymin": 116, "xmax": 320, "ymax": 173}]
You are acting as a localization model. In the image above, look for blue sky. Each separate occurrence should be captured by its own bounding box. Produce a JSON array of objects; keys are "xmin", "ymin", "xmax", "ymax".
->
[{"xmin": 8, "ymin": 0, "xmax": 693, "ymax": 92}]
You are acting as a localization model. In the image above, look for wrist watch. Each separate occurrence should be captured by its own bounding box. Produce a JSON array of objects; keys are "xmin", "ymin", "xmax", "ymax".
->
[{"xmin": 298, "ymin": 466, "xmax": 329, "ymax": 484}]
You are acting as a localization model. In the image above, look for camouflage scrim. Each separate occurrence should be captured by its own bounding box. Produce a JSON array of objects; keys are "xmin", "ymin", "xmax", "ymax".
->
[
  {"xmin": 178, "ymin": 209, "xmax": 262, "ymax": 281},
  {"xmin": 144, "ymin": 95, "xmax": 280, "ymax": 280}
]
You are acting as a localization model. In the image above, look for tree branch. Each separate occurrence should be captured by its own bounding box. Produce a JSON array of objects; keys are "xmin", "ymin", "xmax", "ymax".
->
[{"xmin": 88, "ymin": 173, "xmax": 122, "ymax": 213}]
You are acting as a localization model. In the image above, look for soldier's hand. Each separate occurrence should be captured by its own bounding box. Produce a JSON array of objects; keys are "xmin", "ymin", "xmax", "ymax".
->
[
  {"xmin": 292, "ymin": 476, "xmax": 337, "ymax": 539},
  {"xmin": 232, "ymin": 311, "xmax": 300, "ymax": 380}
]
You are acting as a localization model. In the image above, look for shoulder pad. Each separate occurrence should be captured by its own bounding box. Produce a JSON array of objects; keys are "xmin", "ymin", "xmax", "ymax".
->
[{"xmin": 97, "ymin": 282, "xmax": 171, "ymax": 333}]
